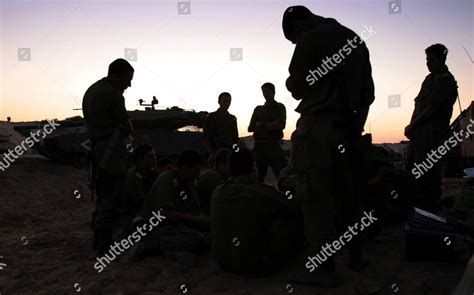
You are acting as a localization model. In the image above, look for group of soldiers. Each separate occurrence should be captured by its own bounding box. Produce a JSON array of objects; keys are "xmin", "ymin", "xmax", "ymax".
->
[{"xmin": 82, "ymin": 5, "xmax": 459, "ymax": 287}]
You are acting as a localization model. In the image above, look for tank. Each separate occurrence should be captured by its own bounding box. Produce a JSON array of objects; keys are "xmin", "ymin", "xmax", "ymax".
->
[{"xmin": 13, "ymin": 103, "xmax": 209, "ymax": 168}]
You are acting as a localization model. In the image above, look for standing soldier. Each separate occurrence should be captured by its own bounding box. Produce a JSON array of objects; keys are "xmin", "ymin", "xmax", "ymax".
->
[
  {"xmin": 282, "ymin": 6, "xmax": 375, "ymax": 286},
  {"xmin": 202, "ymin": 92, "xmax": 238, "ymax": 162},
  {"xmin": 83, "ymin": 58, "xmax": 134, "ymax": 255},
  {"xmin": 405, "ymin": 44, "xmax": 458, "ymax": 211},
  {"xmin": 248, "ymin": 82, "xmax": 287, "ymax": 183}
]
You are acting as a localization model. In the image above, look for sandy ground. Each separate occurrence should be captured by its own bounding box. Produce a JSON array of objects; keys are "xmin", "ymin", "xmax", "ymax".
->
[{"xmin": 0, "ymin": 155, "xmax": 470, "ymax": 294}]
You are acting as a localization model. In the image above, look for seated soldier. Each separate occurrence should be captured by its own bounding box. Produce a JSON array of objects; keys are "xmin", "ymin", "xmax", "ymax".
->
[
  {"xmin": 125, "ymin": 144, "xmax": 159, "ymax": 221},
  {"xmin": 132, "ymin": 149, "xmax": 210, "ymax": 262},
  {"xmin": 195, "ymin": 149, "xmax": 231, "ymax": 214},
  {"xmin": 211, "ymin": 148, "xmax": 303, "ymax": 277}
]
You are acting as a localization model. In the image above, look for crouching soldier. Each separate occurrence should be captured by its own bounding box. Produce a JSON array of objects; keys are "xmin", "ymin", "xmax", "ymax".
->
[
  {"xmin": 211, "ymin": 148, "xmax": 304, "ymax": 276},
  {"xmin": 132, "ymin": 149, "xmax": 210, "ymax": 264}
]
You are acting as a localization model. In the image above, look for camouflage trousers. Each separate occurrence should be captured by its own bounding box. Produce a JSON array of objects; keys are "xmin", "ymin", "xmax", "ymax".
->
[
  {"xmin": 91, "ymin": 137, "xmax": 128, "ymax": 231},
  {"xmin": 405, "ymin": 124, "xmax": 447, "ymax": 210},
  {"xmin": 291, "ymin": 115, "xmax": 360, "ymax": 245}
]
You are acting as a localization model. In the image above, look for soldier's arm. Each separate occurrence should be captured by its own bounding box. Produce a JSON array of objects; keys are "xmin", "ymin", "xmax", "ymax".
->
[
  {"xmin": 233, "ymin": 116, "xmax": 239, "ymax": 144},
  {"xmin": 265, "ymin": 104, "xmax": 286, "ymax": 131},
  {"xmin": 287, "ymin": 33, "xmax": 321, "ymax": 100},
  {"xmin": 411, "ymin": 76, "xmax": 456, "ymax": 128},
  {"xmin": 409, "ymin": 79, "xmax": 428, "ymax": 124},
  {"xmin": 247, "ymin": 108, "xmax": 258, "ymax": 133},
  {"xmin": 202, "ymin": 115, "xmax": 215, "ymax": 155},
  {"xmin": 409, "ymin": 105, "xmax": 436, "ymax": 129},
  {"xmin": 355, "ymin": 48, "xmax": 375, "ymax": 133},
  {"xmin": 112, "ymin": 92, "xmax": 133, "ymax": 136},
  {"xmin": 429, "ymin": 74, "xmax": 458, "ymax": 109},
  {"xmin": 232, "ymin": 115, "xmax": 239, "ymax": 144},
  {"xmin": 265, "ymin": 120, "xmax": 284, "ymax": 131},
  {"xmin": 141, "ymin": 175, "xmax": 175, "ymax": 218},
  {"xmin": 248, "ymin": 108, "xmax": 267, "ymax": 133}
]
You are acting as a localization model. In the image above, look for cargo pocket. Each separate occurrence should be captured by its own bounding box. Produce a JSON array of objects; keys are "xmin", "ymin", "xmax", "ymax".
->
[
  {"xmin": 107, "ymin": 140, "xmax": 128, "ymax": 177},
  {"xmin": 290, "ymin": 120, "xmax": 312, "ymax": 173}
]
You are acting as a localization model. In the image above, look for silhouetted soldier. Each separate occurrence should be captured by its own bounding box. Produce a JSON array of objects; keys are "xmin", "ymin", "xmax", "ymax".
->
[
  {"xmin": 248, "ymin": 82, "xmax": 287, "ymax": 183},
  {"xmin": 133, "ymin": 149, "xmax": 209, "ymax": 261},
  {"xmin": 211, "ymin": 148, "xmax": 302, "ymax": 276},
  {"xmin": 405, "ymin": 44, "xmax": 458, "ymax": 211},
  {"xmin": 82, "ymin": 58, "xmax": 134, "ymax": 255},
  {"xmin": 282, "ymin": 6, "xmax": 375, "ymax": 286},
  {"xmin": 195, "ymin": 148, "xmax": 231, "ymax": 214},
  {"xmin": 202, "ymin": 92, "xmax": 238, "ymax": 161},
  {"xmin": 125, "ymin": 144, "xmax": 158, "ymax": 222}
]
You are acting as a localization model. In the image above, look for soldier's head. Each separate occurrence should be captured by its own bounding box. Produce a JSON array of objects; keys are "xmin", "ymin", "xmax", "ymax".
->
[
  {"xmin": 177, "ymin": 149, "xmax": 203, "ymax": 182},
  {"xmin": 261, "ymin": 82, "xmax": 275, "ymax": 102},
  {"xmin": 108, "ymin": 58, "xmax": 134, "ymax": 92},
  {"xmin": 425, "ymin": 44, "xmax": 448, "ymax": 73},
  {"xmin": 133, "ymin": 144, "xmax": 157, "ymax": 171},
  {"xmin": 218, "ymin": 92, "xmax": 232, "ymax": 111},
  {"xmin": 214, "ymin": 148, "xmax": 231, "ymax": 178},
  {"xmin": 228, "ymin": 148, "xmax": 257, "ymax": 179},
  {"xmin": 282, "ymin": 6, "xmax": 322, "ymax": 44}
]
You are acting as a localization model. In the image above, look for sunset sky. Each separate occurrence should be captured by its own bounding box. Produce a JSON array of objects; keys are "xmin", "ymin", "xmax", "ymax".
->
[{"xmin": 0, "ymin": 0, "xmax": 472, "ymax": 143}]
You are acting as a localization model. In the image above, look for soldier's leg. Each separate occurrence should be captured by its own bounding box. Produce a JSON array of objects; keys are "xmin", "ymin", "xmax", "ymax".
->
[
  {"xmin": 411, "ymin": 127, "xmax": 443, "ymax": 211},
  {"xmin": 92, "ymin": 139, "xmax": 128, "ymax": 255},
  {"xmin": 289, "ymin": 117, "xmax": 340, "ymax": 286},
  {"xmin": 417, "ymin": 153, "xmax": 443, "ymax": 210},
  {"xmin": 269, "ymin": 141, "xmax": 288, "ymax": 179},
  {"xmin": 254, "ymin": 145, "xmax": 269, "ymax": 183},
  {"xmin": 334, "ymin": 140, "xmax": 368, "ymax": 271},
  {"xmin": 93, "ymin": 174, "xmax": 126, "ymax": 255}
]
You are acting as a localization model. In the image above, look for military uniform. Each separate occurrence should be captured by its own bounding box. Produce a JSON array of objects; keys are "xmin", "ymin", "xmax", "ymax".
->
[
  {"xmin": 211, "ymin": 177, "xmax": 303, "ymax": 276},
  {"xmin": 203, "ymin": 109, "xmax": 238, "ymax": 152},
  {"xmin": 195, "ymin": 169, "xmax": 225, "ymax": 215},
  {"xmin": 406, "ymin": 66, "xmax": 458, "ymax": 209},
  {"xmin": 82, "ymin": 77, "xmax": 130, "ymax": 236},
  {"xmin": 248, "ymin": 101, "xmax": 287, "ymax": 182},
  {"xmin": 125, "ymin": 165, "xmax": 159, "ymax": 218},
  {"xmin": 138, "ymin": 170, "xmax": 208, "ymax": 255},
  {"xmin": 286, "ymin": 18, "xmax": 375, "ymax": 246}
]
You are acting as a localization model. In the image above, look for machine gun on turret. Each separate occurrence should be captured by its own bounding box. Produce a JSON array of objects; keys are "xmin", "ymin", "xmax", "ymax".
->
[{"xmin": 139, "ymin": 96, "xmax": 159, "ymax": 110}]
